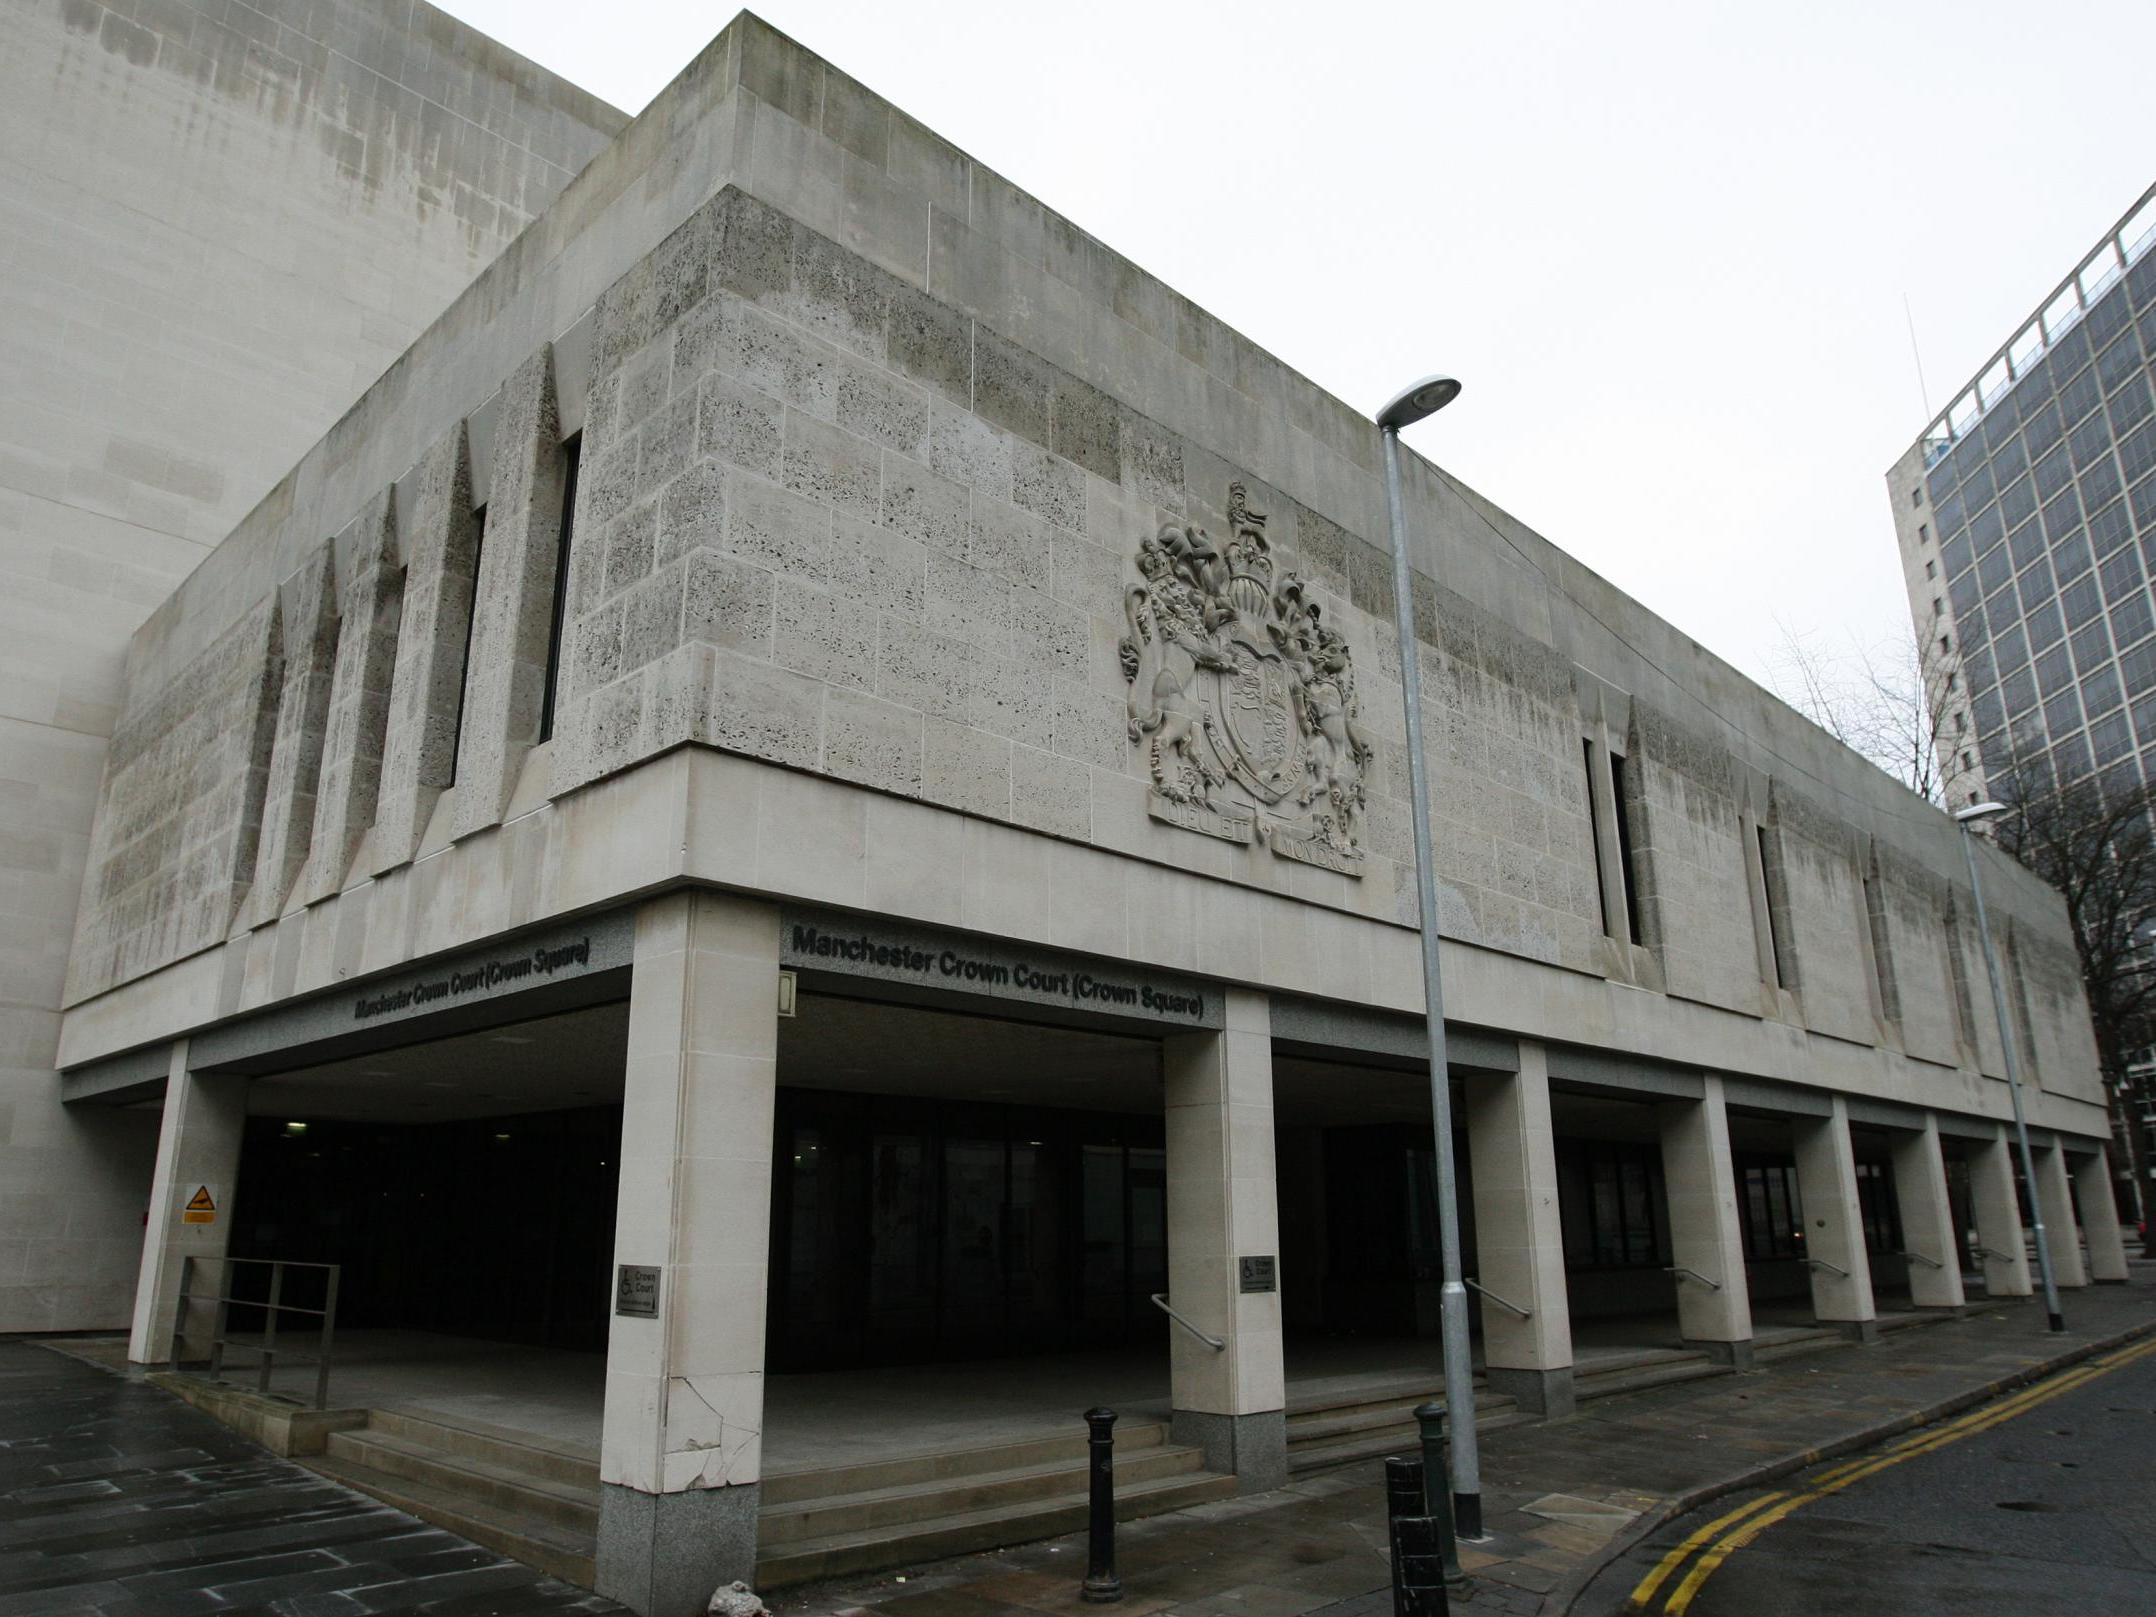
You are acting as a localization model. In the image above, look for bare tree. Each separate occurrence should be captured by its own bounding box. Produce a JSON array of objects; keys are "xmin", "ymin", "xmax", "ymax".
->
[
  {"xmin": 1989, "ymin": 756, "xmax": 2156, "ymax": 1252},
  {"xmin": 1769, "ymin": 624, "xmax": 1966, "ymax": 806}
]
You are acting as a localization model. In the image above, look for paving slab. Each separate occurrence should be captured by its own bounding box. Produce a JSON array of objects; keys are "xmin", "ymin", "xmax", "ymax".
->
[{"xmin": 0, "ymin": 1342, "xmax": 618, "ymax": 1616}]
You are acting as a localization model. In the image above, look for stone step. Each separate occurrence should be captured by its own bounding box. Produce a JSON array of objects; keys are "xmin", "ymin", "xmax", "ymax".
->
[
  {"xmin": 1286, "ymin": 1389, "xmax": 1515, "ymax": 1447},
  {"xmin": 1753, "ymin": 1330, "xmax": 1844, "ymax": 1363},
  {"xmin": 323, "ymin": 1426, "xmax": 599, "ymax": 1533},
  {"xmin": 308, "ymin": 1453, "xmax": 596, "ymax": 1589},
  {"xmin": 362, "ymin": 1406, "xmax": 600, "ymax": 1490},
  {"xmin": 1566, "ymin": 1356, "xmax": 1726, "ymax": 1401},
  {"xmin": 758, "ymin": 1441, "xmax": 1206, "ymax": 1548},
  {"xmin": 759, "ymin": 1420, "xmax": 1169, "ymax": 1507},
  {"xmin": 1287, "ymin": 1406, "xmax": 1539, "ymax": 1476},
  {"xmin": 754, "ymin": 1466, "xmax": 1239, "ymax": 1590}
]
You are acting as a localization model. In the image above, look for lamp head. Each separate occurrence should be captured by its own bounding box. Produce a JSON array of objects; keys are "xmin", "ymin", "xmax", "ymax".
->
[
  {"xmin": 1955, "ymin": 800, "xmax": 2010, "ymax": 825},
  {"xmin": 1377, "ymin": 374, "xmax": 1462, "ymax": 433}
]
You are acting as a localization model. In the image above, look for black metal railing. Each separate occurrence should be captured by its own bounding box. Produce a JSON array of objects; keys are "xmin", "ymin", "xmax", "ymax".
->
[{"xmin": 173, "ymin": 1256, "xmax": 341, "ymax": 1409}]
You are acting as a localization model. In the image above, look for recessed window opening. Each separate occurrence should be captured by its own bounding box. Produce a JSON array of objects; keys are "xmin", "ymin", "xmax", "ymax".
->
[
  {"xmin": 1609, "ymin": 750, "xmax": 1645, "ymax": 947},
  {"xmin": 1862, "ymin": 853, "xmax": 1901, "ymax": 1025},
  {"xmin": 1584, "ymin": 739, "xmax": 1613, "ymax": 936},
  {"xmin": 447, "ymin": 504, "xmax": 486, "ymax": 787},
  {"xmin": 539, "ymin": 433, "xmax": 582, "ymax": 744},
  {"xmin": 1756, "ymin": 824, "xmax": 1792, "ymax": 990}
]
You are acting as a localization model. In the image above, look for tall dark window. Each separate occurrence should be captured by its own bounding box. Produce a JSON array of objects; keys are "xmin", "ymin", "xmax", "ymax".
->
[
  {"xmin": 1608, "ymin": 750, "xmax": 1644, "ymax": 946},
  {"xmin": 539, "ymin": 434, "xmax": 582, "ymax": 744},
  {"xmin": 1583, "ymin": 740, "xmax": 1613, "ymax": 936},
  {"xmin": 1737, "ymin": 1160, "xmax": 1802, "ymax": 1259},
  {"xmin": 446, "ymin": 505, "xmax": 486, "ymax": 787},
  {"xmin": 1555, "ymin": 1140, "xmax": 1670, "ymax": 1269},
  {"xmin": 1755, "ymin": 823, "xmax": 1796, "ymax": 990}
]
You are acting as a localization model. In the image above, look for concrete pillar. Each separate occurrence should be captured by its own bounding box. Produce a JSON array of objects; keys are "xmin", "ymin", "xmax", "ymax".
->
[
  {"xmin": 2033, "ymin": 1142, "xmax": 2089, "ymax": 1288},
  {"xmin": 127, "ymin": 1043, "xmax": 247, "ymax": 1366},
  {"xmin": 1967, "ymin": 1126, "xmax": 2033, "ymax": 1296},
  {"xmin": 1657, "ymin": 1075, "xmax": 1754, "ymax": 1367},
  {"xmin": 1465, "ymin": 1043, "xmax": 1573, "ymax": 1414},
  {"xmin": 1887, "ymin": 1117, "xmax": 1966, "ymax": 1310},
  {"xmin": 597, "ymin": 892, "xmax": 779, "ymax": 1617},
  {"xmin": 1163, "ymin": 988, "xmax": 1286, "ymax": 1492},
  {"xmin": 1790, "ymin": 1097, "xmax": 1878, "ymax": 1340},
  {"xmin": 2071, "ymin": 1148, "xmax": 2131, "ymax": 1283}
]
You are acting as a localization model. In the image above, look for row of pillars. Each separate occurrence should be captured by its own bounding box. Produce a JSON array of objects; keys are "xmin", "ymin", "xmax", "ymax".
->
[
  {"xmin": 119, "ymin": 890, "xmax": 2133, "ymax": 1615},
  {"xmin": 1470, "ymin": 1054, "xmax": 2132, "ymax": 1416}
]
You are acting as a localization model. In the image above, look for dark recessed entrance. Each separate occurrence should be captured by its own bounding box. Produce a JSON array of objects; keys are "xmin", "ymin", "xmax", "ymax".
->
[
  {"xmin": 232, "ymin": 1107, "xmax": 620, "ymax": 1352},
  {"xmin": 769, "ymin": 1090, "xmax": 1166, "ymax": 1372}
]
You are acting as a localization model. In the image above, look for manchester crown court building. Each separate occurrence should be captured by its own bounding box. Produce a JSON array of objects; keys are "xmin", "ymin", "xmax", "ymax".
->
[{"xmin": 7, "ymin": 6, "xmax": 2138, "ymax": 1613}]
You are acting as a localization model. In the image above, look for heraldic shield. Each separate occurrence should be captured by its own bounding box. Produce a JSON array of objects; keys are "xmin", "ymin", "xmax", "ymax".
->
[{"xmin": 1117, "ymin": 483, "xmax": 1372, "ymax": 873}]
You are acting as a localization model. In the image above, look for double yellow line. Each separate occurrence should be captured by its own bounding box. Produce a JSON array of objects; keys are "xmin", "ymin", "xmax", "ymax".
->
[{"xmin": 1624, "ymin": 1334, "xmax": 2156, "ymax": 1615}]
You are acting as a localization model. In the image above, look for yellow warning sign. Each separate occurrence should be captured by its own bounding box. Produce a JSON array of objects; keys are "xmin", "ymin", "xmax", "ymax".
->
[{"xmin": 181, "ymin": 1185, "xmax": 216, "ymax": 1225}]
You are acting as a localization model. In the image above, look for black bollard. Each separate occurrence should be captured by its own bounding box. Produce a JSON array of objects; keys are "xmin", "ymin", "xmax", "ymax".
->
[
  {"xmin": 1081, "ymin": 1406, "xmax": 1122, "ymax": 1603},
  {"xmin": 1412, "ymin": 1402, "xmax": 1470, "ymax": 1591},
  {"xmin": 1384, "ymin": 1457, "xmax": 1448, "ymax": 1616}
]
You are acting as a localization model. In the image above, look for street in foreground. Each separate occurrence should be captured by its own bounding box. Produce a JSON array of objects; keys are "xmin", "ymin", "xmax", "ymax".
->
[{"xmin": 1579, "ymin": 1335, "xmax": 2156, "ymax": 1617}]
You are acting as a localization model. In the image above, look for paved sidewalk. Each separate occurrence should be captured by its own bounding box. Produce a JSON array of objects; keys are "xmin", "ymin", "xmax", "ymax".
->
[
  {"xmin": 0, "ymin": 1341, "xmax": 618, "ymax": 1617},
  {"xmin": 8, "ymin": 1277, "xmax": 2151, "ymax": 1616},
  {"xmin": 776, "ymin": 1274, "xmax": 2156, "ymax": 1617}
]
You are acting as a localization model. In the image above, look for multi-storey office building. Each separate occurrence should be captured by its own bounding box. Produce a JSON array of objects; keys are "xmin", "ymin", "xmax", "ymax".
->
[
  {"xmin": 0, "ymin": 0, "xmax": 624, "ymax": 1334},
  {"xmin": 1888, "ymin": 184, "xmax": 2156, "ymax": 811},
  {"xmin": 53, "ymin": 14, "xmax": 2129, "ymax": 1614}
]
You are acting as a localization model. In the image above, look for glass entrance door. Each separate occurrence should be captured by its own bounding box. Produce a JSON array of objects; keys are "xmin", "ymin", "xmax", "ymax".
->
[{"xmin": 768, "ymin": 1091, "xmax": 1166, "ymax": 1371}]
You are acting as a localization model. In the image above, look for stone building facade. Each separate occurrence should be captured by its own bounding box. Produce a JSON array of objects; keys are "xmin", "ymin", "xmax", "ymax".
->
[
  {"xmin": 0, "ymin": 0, "xmax": 624, "ymax": 1333},
  {"xmin": 48, "ymin": 14, "xmax": 2129, "ymax": 1615}
]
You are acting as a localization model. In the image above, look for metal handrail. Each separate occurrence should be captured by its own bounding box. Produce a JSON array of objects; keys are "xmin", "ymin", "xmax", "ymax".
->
[
  {"xmin": 1975, "ymin": 1245, "xmax": 2020, "ymax": 1262},
  {"xmin": 1463, "ymin": 1278, "xmax": 1532, "ymax": 1319},
  {"xmin": 174, "ymin": 1256, "xmax": 342, "ymax": 1410},
  {"xmin": 1802, "ymin": 1257, "xmax": 1850, "ymax": 1279},
  {"xmin": 1148, "ymin": 1294, "xmax": 1224, "ymax": 1351},
  {"xmin": 1898, "ymin": 1251, "xmax": 1945, "ymax": 1270},
  {"xmin": 1665, "ymin": 1265, "xmax": 1722, "ymax": 1291}
]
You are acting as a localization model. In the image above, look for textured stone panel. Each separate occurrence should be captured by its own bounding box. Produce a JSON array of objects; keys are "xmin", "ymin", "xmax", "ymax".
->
[
  {"xmin": 303, "ymin": 494, "xmax": 403, "ymax": 905},
  {"xmin": 450, "ymin": 349, "xmax": 567, "ymax": 839},
  {"xmin": 68, "ymin": 598, "xmax": 280, "ymax": 1000},
  {"xmin": 246, "ymin": 549, "xmax": 340, "ymax": 923},
  {"xmin": 372, "ymin": 424, "xmax": 480, "ymax": 871}
]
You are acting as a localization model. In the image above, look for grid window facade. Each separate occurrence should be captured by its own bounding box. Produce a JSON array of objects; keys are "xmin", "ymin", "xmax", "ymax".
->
[{"xmin": 1924, "ymin": 249, "xmax": 2156, "ymax": 797}]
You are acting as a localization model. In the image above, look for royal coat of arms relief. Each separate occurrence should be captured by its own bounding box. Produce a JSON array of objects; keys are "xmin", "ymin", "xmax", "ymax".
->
[{"xmin": 1118, "ymin": 483, "xmax": 1372, "ymax": 874}]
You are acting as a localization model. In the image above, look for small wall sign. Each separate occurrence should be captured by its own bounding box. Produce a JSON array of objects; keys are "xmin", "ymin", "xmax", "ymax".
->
[
  {"xmin": 1238, "ymin": 1255, "xmax": 1277, "ymax": 1294},
  {"xmin": 615, "ymin": 1264, "xmax": 660, "ymax": 1318},
  {"xmin": 181, "ymin": 1185, "xmax": 217, "ymax": 1226}
]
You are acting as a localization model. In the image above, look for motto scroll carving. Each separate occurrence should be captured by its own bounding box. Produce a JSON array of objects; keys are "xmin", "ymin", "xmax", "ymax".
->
[{"xmin": 1118, "ymin": 484, "xmax": 1371, "ymax": 874}]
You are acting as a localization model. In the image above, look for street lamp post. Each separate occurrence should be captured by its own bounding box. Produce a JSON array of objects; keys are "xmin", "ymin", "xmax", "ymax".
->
[
  {"xmin": 1376, "ymin": 375, "xmax": 1483, "ymax": 1539},
  {"xmin": 1955, "ymin": 800, "xmax": 2066, "ymax": 1333}
]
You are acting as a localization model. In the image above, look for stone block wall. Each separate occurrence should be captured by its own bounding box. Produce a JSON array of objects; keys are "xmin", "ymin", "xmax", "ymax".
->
[
  {"xmin": 544, "ymin": 189, "xmax": 1614, "ymax": 971},
  {"xmin": 69, "ymin": 599, "xmax": 280, "ymax": 1001}
]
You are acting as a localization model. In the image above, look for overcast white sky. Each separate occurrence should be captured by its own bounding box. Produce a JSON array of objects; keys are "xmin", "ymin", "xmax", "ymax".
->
[{"xmin": 442, "ymin": 0, "xmax": 2155, "ymax": 689}]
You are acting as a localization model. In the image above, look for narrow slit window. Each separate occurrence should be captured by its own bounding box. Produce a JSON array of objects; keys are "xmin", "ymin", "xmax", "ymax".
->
[
  {"xmin": 1608, "ymin": 750, "xmax": 1644, "ymax": 946},
  {"xmin": 1757, "ymin": 824, "xmax": 1791, "ymax": 989},
  {"xmin": 1584, "ymin": 739, "xmax": 1613, "ymax": 935},
  {"xmin": 446, "ymin": 504, "xmax": 487, "ymax": 787},
  {"xmin": 539, "ymin": 433, "xmax": 582, "ymax": 744}
]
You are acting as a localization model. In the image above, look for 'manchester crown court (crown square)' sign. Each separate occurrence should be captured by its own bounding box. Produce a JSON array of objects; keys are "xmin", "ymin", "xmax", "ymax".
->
[{"xmin": 1121, "ymin": 483, "xmax": 1371, "ymax": 876}]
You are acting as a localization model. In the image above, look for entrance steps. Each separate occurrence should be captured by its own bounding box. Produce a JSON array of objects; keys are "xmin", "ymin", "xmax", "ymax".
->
[
  {"xmin": 303, "ymin": 1408, "xmax": 1234, "ymax": 1595},
  {"xmin": 754, "ymin": 1420, "xmax": 1235, "ymax": 1589},
  {"xmin": 1284, "ymin": 1346, "xmax": 1745, "ymax": 1477},
  {"xmin": 307, "ymin": 1409, "xmax": 599, "ymax": 1588},
  {"xmin": 1287, "ymin": 1386, "xmax": 1529, "ymax": 1476}
]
